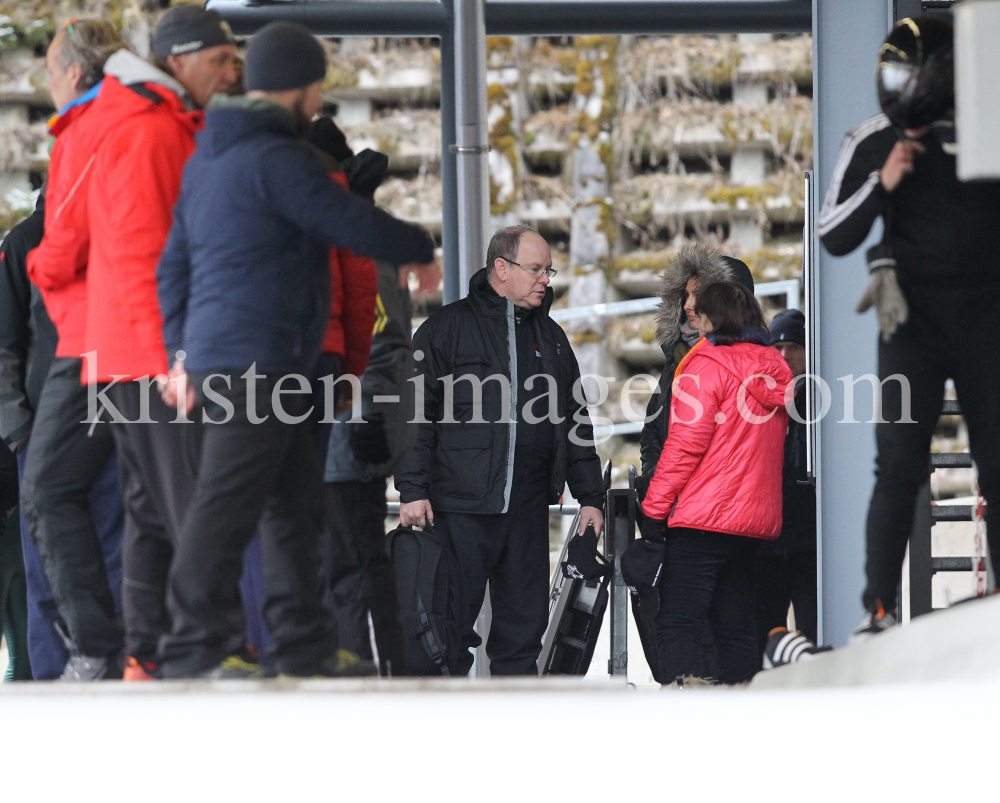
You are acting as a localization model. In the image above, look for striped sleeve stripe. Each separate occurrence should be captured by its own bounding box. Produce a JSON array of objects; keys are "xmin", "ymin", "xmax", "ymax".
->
[{"xmin": 817, "ymin": 114, "xmax": 891, "ymax": 236}]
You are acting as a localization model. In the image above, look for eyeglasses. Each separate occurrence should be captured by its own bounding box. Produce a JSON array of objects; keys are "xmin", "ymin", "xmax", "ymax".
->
[{"xmin": 503, "ymin": 258, "xmax": 557, "ymax": 279}]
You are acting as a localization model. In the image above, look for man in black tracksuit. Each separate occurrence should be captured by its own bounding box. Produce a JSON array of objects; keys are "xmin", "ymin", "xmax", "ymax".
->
[
  {"xmin": 818, "ymin": 17, "xmax": 1000, "ymax": 637},
  {"xmin": 396, "ymin": 225, "xmax": 605, "ymax": 676}
]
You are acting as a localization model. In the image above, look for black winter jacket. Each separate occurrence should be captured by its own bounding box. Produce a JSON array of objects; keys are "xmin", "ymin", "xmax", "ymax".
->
[
  {"xmin": 759, "ymin": 383, "xmax": 815, "ymax": 557},
  {"xmin": 818, "ymin": 114, "xmax": 1000, "ymax": 282},
  {"xmin": 325, "ymin": 259, "xmax": 415, "ymax": 482},
  {"xmin": 0, "ymin": 189, "xmax": 58, "ymax": 449},
  {"xmin": 395, "ymin": 268, "xmax": 604, "ymax": 514}
]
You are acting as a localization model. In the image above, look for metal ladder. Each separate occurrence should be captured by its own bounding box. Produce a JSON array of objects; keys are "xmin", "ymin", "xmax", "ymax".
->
[{"xmin": 907, "ymin": 399, "xmax": 990, "ymax": 617}]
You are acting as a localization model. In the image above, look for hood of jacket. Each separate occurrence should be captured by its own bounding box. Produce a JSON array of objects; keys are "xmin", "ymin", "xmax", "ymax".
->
[
  {"xmin": 695, "ymin": 340, "xmax": 791, "ymax": 410},
  {"xmin": 199, "ymin": 94, "xmax": 299, "ymax": 157},
  {"xmin": 467, "ymin": 266, "xmax": 554, "ymax": 318},
  {"xmin": 655, "ymin": 244, "xmax": 736, "ymax": 345},
  {"xmin": 103, "ymin": 49, "xmax": 192, "ymax": 109}
]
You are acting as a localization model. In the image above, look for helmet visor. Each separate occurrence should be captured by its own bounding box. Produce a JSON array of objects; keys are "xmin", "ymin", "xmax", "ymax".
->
[{"xmin": 879, "ymin": 62, "xmax": 917, "ymax": 95}]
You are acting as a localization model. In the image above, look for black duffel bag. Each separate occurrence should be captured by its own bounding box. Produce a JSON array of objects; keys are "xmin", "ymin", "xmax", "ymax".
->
[{"xmin": 387, "ymin": 524, "xmax": 466, "ymax": 676}]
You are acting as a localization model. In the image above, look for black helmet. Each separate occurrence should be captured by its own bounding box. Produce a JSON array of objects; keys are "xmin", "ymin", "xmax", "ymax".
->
[{"xmin": 877, "ymin": 16, "xmax": 954, "ymax": 130}]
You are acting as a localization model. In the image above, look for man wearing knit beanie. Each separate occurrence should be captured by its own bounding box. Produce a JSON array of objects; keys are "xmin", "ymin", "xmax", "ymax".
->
[
  {"xmin": 756, "ymin": 308, "xmax": 817, "ymax": 658},
  {"xmin": 156, "ymin": 21, "xmax": 436, "ymax": 679}
]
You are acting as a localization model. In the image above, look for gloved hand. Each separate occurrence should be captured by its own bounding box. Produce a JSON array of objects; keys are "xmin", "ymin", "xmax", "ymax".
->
[
  {"xmin": 349, "ymin": 412, "xmax": 392, "ymax": 465},
  {"xmin": 856, "ymin": 244, "xmax": 909, "ymax": 343},
  {"xmin": 640, "ymin": 515, "xmax": 666, "ymax": 544}
]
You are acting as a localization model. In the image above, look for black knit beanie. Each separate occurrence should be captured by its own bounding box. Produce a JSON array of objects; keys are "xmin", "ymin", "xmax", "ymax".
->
[
  {"xmin": 152, "ymin": 5, "xmax": 234, "ymax": 60},
  {"xmin": 244, "ymin": 22, "xmax": 327, "ymax": 92},
  {"xmin": 769, "ymin": 308, "xmax": 806, "ymax": 347}
]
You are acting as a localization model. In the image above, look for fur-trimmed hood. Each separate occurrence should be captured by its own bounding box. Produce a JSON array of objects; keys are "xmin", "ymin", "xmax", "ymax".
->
[{"xmin": 654, "ymin": 244, "xmax": 737, "ymax": 345}]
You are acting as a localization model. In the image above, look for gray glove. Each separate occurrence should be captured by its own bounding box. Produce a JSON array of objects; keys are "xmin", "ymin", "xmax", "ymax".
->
[{"xmin": 856, "ymin": 244, "xmax": 908, "ymax": 343}]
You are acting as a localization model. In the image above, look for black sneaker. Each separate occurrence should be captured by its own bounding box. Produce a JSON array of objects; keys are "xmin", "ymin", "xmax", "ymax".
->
[
  {"xmin": 762, "ymin": 628, "xmax": 832, "ymax": 669},
  {"xmin": 59, "ymin": 653, "xmax": 125, "ymax": 681},
  {"xmin": 281, "ymin": 649, "xmax": 378, "ymax": 679},
  {"xmin": 848, "ymin": 603, "xmax": 897, "ymax": 645}
]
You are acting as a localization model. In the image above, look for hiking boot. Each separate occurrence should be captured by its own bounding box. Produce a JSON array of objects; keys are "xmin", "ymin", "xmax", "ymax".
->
[
  {"xmin": 762, "ymin": 628, "xmax": 833, "ymax": 669},
  {"xmin": 281, "ymin": 649, "xmax": 378, "ymax": 679},
  {"xmin": 123, "ymin": 657, "xmax": 158, "ymax": 681},
  {"xmin": 198, "ymin": 652, "xmax": 275, "ymax": 680},
  {"xmin": 60, "ymin": 653, "xmax": 124, "ymax": 681},
  {"xmin": 848, "ymin": 602, "xmax": 897, "ymax": 645}
]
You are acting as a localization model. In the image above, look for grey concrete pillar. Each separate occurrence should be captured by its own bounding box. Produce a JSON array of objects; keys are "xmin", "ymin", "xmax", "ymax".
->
[{"xmin": 813, "ymin": 0, "xmax": 890, "ymax": 646}]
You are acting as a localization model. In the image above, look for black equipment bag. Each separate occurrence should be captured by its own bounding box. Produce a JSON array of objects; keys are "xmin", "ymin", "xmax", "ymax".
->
[{"xmin": 387, "ymin": 524, "xmax": 466, "ymax": 676}]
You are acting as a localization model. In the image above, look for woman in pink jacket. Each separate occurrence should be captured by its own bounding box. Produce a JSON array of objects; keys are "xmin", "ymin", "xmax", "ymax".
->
[{"xmin": 641, "ymin": 281, "xmax": 792, "ymax": 685}]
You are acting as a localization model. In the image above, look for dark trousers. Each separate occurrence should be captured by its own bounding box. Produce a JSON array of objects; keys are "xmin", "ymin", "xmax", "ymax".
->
[
  {"xmin": 864, "ymin": 283, "xmax": 1000, "ymax": 612},
  {"xmin": 159, "ymin": 372, "xmax": 333, "ymax": 677},
  {"xmin": 323, "ymin": 479, "xmax": 405, "ymax": 675},
  {"xmin": 21, "ymin": 357, "xmax": 125, "ymax": 658},
  {"xmin": 434, "ymin": 461, "xmax": 551, "ymax": 677},
  {"xmin": 106, "ymin": 381, "xmax": 201, "ymax": 662},
  {"xmin": 754, "ymin": 550, "xmax": 817, "ymax": 654},
  {"xmin": 656, "ymin": 527, "xmax": 760, "ymax": 685}
]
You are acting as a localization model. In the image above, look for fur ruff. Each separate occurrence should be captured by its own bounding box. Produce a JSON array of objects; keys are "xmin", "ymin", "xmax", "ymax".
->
[{"xmin": 654, "ymin": 244, "xmax": 736, "ymax": 345}]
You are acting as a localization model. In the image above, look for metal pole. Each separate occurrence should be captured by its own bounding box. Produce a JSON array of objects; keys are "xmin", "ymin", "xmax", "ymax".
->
[
  {"xmin": 452, "ymin": 0, "xmax": 491, "ymax": 299},
  {"xmin": 440, "ymin": 0, "xmax": 461, "ymax": 304}
]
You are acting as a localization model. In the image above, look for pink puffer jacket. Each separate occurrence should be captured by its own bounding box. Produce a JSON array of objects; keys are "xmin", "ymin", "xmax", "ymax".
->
[{"xmin": 642, "ymin": 339, "xmax": 792, "ymax": 539}]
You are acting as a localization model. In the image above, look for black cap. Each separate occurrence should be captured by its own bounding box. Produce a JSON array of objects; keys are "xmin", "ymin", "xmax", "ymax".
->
[
  {"xmin": 244, "ymin": 21, "xmax": 327, "ymax": 92},
  {"xmin": 620, "ymin": 539, "xmax": 664, "ymax": 593},
  {"xmin": 769, "ymin": 308, "xmax": 806, "ymax": 347},
  {"xmin": 722, "ymin": 256, "xmax": 754, "ymax": 292},
  {"xmin": 152, "ymin": 5, "xmax": 234, "ymax": 60}
]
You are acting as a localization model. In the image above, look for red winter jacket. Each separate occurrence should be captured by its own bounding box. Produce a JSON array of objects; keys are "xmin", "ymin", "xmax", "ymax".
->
[
  {"xmin": 26, "ymin": 98, "xmax": 98, "ymax": 359},
  {"xmin": 322, "ymin": 172, "xmax": 377, "ymax": 377},
  {"xmin": 83, "ymin": 54, "xmax": 203, "ymax": 383},
  {"xmin": 642, "ymin": 339, "xmax": 792, "ymax": 539}
]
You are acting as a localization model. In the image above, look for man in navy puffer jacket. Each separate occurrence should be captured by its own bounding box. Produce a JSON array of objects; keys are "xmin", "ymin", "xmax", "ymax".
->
[{"xmin": 155, "ymin": 22, "xmax": 435, "ymax": 679}]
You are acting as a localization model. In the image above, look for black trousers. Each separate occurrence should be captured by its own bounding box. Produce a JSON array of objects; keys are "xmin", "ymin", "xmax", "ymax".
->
[
  {"xmin": 656, "ymin": 527, "xmax": 760, "ymax": 685},
  {"xmin": 434, "ymin": 461, "xmax": 551, "ymax": 677},
  {"xmin": 323, "ymin": 479, "xmax": 406, "ymax": 675},
  {"xmin": 21, "ymin": 357, "xmax": 123, "ymax": 657},
  {"xmin": 864, "ymin": 282, "xmax": 1000, "ymax": 612},
  {"xmin": 159, "ymin": 372, "xmax": 333, "ymax": 677},
  {"xmin": 106, "ymin": 381, "xmax": 201, "ymax": 662},
  {"xmin": 754, "ymin": 550, "xmax": 817, "ymax": 653}
]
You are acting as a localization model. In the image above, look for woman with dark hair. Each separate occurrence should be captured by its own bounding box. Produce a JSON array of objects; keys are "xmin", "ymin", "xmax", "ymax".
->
[{"xmin": 641, "ymin": 281, "xmax": 791, "ymax": 686}]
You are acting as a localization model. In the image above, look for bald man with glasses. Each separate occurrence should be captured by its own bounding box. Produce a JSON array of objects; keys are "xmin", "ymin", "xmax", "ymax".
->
[{"xmin": 396, "ymin": 224, "xmax": 604, "ymax": 676}]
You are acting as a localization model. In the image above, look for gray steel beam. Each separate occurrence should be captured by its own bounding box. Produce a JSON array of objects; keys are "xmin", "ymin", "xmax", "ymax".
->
[
  {"xmin": 486, "ymin": 0, "xmax": 810, "ymax": 35},
  {"xmin": 813, "ymin": 0, "xmax": 888, "ymax": 647},
  {"xmin": 206, "ymin": 0, "xmax": 811, "ymax": 36}
]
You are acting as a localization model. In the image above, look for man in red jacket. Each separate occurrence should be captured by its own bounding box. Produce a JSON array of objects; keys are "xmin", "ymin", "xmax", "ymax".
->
[
  {"xmin": 29, "ymin": 5, "xmax": 237, "ymax": 680},
  {"xmin": 23, "ymin": 19, "xmax": 129, "ymax": 681}
]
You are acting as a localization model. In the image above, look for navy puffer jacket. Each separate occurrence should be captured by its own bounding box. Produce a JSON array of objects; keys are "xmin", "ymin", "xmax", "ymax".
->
[{"xmin": 157, "ymin": 96, "xmax": 434, "ymax": 375}]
